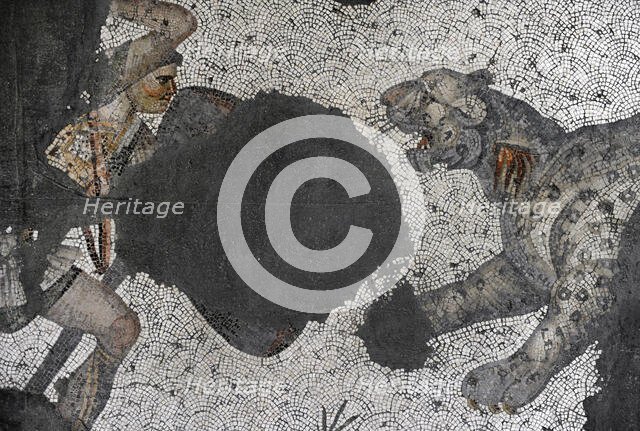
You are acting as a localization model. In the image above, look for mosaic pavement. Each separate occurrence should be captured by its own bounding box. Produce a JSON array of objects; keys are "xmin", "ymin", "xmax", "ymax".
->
[{"xmin": 3, "ymin": 0, "xmax": 640, "ymax": 429}]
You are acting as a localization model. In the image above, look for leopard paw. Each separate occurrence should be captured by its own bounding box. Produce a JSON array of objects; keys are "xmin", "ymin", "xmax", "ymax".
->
[{"xmin": 461, "ymin": 353, "xmax": 557, "ymax": 413}]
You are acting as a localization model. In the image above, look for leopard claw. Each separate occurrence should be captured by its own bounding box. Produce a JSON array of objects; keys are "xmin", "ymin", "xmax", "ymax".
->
[
  {"xmin": 488, "ymin": 404, "xmax": 501, "ymax": 414},
  {"xmin": 502, "ymin": 403, "xmax": 516, "ymax": 415},
  {"xmin": 467, "ymin": 398, "xmax": 479, "ymax": 411}
]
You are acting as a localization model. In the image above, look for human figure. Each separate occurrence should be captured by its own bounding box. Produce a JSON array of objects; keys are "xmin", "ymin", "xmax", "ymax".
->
[{"xmin": 0, "ymin": 1, "xmax": 196, "ymax": 428}]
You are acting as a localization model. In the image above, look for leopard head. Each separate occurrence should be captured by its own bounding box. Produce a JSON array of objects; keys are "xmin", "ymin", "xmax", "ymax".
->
[{"xmin": 381, "ymin": 68, "xmax": 493, "ymax": 173}]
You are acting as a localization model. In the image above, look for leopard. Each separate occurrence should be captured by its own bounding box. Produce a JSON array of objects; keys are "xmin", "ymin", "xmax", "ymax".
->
[{"xmin": 360, "ymin": 67, "xmax": 640, "ymax": 413}]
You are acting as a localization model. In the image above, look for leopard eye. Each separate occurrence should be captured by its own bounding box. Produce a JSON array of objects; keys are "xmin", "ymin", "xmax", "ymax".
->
[
  {"xmin": 156, "ymin": 76, "xmax": 172, "ymax": 85},
  {"xmin": 443, "ymin": 129, "xmax": 454, "ymax": 142}
]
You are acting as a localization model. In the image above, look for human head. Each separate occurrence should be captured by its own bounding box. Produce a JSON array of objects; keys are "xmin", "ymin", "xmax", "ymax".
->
[
  {"xmin": 95, "ymin": 42, "xmax": 184, "ymax": 112},
  {"xmin": 125, "ymin": 63, "xmax": 178, "ymax": 114}
]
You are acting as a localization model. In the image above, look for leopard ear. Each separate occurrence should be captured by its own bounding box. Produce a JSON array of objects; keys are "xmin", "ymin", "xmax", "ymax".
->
[{"xmin": 450, "ymin": 94, "xmax": 487, "ymax": 125}]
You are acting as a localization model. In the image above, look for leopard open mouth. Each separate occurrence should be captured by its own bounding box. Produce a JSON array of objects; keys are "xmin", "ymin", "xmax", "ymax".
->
[
  {"xmin": 405, "ymin": 147, "xmax": 433, "ymax": 172},
  {"xmin": 405, "ymin": 134, "xmax": 434, "ymax": 172}
]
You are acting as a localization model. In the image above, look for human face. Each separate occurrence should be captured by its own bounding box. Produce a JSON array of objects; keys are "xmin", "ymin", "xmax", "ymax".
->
[{"xmin": 126, "ymin": 64, "xmax": 178, "ymax": 114}]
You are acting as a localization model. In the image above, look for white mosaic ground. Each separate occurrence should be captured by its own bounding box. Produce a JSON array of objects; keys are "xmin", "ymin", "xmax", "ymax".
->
[
  {"xmin": 7, "ymin": 0, "xmax": 640, "ymax": 428},
  {"xmin": 0, "ymin": 275, "xmax": 600, "ymax": 430}
]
